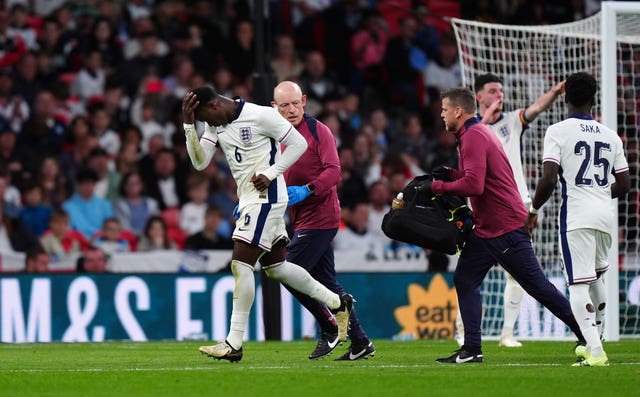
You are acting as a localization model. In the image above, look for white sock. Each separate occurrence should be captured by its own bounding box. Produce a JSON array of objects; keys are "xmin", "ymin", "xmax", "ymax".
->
[
  {"xmin": 227, "ymin": 260, "xmax": 255, "ymax": 349},
  {"xmin": 501, "ymin": 273, "xmax": 523, "ymax": 338},
  {"xmin": 569, "ymin": 283, "xmax": 603, "ymax": 357},
  {"xmin": 264, "ymin": 260, "xmax": 340, "ymax": 309},
  {"xmin": 589, "ymin": 276, "xmax": 606, "ymax": 339}
]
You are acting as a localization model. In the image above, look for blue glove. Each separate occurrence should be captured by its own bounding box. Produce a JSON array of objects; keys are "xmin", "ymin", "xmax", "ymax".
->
[
  {"xmin": 232, "ymin": 204, "xmax": 240, "ymax": 220},
  {"xmin": 287, "ymin": 185, "xmax": 311, "ymax": 206}
]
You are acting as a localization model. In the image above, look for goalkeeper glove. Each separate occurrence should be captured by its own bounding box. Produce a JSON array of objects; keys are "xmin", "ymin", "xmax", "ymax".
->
[{"xmin": 287, "ymin": 185, "xmax": 311, "ymax": 206}]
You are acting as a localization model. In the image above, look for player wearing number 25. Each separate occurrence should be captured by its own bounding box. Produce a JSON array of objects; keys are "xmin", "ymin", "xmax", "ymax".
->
[{"xmin": 525, "ymin": 72, "xmax": 630, "ymax": 367}]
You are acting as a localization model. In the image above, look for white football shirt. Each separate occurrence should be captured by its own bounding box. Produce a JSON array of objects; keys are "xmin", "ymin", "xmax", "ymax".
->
[
  {"xmin": 543, "ymin": 115, "xmax": 629, "ymax": 233},
  {"xmin": 486, "ymin": 110, "xmax": 530, "ymax": 204},
  {"xmin": 198, "ymin": 100, "xmax": 296, "ymax": 206}
]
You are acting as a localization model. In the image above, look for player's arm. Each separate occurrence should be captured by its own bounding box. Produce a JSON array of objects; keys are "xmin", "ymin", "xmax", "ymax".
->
[
  {"xmin": 611, "ymin": 170, "xmax": 630, "ymax": 199},
  {"xmin": 525, "ymin": 160, "xmax": 558, "ymax": 238},
  {"xmin": 184, "ymin": 122, "xmax": 216, "ymax": 170},
  {"xmin": 259, "ymin": 126, "xmax": 308, "ymax": 183},
  {"xmin": 522, "ymin": 80, "xmax": 565, "ymax": 123}
]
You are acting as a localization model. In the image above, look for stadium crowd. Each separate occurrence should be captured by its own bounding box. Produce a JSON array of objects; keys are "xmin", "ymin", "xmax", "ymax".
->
[{"xmin": 0, "ymin": 0, "xmax": 625, "ymax": 272}]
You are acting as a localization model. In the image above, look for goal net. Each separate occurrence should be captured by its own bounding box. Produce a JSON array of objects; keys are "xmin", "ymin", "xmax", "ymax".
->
[{"xmin": 452, "ymin": 3, "xmax": 640, "ymax": 340}]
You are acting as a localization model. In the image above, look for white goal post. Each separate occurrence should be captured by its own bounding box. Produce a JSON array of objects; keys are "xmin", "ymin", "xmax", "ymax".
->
[{"xmin": 452, "ymin": 1, "xmax": 640, "ymax": 341}]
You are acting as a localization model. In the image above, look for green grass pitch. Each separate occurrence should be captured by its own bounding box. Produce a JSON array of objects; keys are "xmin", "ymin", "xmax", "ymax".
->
[{"xmin": 1, "ymin": 339, "xmax": 638, "ymax": 397}]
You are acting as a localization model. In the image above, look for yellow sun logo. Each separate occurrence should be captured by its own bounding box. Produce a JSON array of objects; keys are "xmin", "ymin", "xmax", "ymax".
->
[{"xmin": 394, "ymin": 274, "xmax": 459, "ymax": 339}]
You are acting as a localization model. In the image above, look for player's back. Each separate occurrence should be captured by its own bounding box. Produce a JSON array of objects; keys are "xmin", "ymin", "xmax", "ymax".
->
[{"xmin": 543, "ymin": 116, "xmax": 627, "ymax": 232}]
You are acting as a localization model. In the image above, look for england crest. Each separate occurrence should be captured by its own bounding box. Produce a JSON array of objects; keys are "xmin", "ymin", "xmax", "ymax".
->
[{"xmin": 239, "ymin": 127, "xmax": 252, "ymax": 145}]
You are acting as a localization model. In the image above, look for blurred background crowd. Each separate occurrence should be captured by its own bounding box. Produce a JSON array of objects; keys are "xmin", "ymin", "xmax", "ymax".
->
[{"xmin": 0, "ymin": 0, "xmax": 608, "ymax": 272}]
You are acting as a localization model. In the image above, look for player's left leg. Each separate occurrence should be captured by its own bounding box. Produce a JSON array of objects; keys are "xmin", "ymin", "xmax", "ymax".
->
[
  {"xmin": 500, "ymin": 272, "xmax": 523, "ymax": 347},
  {"xmin": 564, "ymin": 229, "xmax": 611, "ymax": 367},
  {"xmin": 591, "ymin": 230, "xmax": 612, "ymax": 340}
]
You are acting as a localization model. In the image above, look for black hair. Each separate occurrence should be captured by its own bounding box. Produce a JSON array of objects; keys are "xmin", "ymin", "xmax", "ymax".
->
[
  {"xmin": 474, "ymin": 73, "xmax": 502, "ymax": 93},
  {"xmin": 565, "ymin": 72, "xmax": 597, "ymax": 108},
  {"xmin": 190, "ymin": 86, "xmax": 220, "ymax": 116}
]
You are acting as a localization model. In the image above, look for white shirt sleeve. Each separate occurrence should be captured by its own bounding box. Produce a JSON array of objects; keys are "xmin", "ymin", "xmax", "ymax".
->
[
  {"xmin": 260, "ymin": 126, "xmax": 307, "ymax": 181},
  {"xmin": 184, "ymin": 123, "xmax": 217, "ymax": 170}
]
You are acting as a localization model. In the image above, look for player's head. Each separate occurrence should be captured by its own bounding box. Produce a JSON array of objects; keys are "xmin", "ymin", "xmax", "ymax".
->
[
  {"xmin": 564, "ymin": 72, "xmax": 596, "ymax": 109},
  {"xmin": 189, "ymin": 86, "xmax": 226, "ymax": 125},
  {"xmin": 474, "ymin": 73, "xmax": 504, "ymax": 112},
  {"xmin": 441, "ymin": 87, "xmax": 476, "ymax": 132},
  {"xmin": 272, "ymin": 81, "xmax": 306, "ymax": 127}
]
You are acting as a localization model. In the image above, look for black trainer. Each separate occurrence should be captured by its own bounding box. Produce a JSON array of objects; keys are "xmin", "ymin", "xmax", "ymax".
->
[
  {"xmin": 309, "ymin": 332, "xmax": 340, "ymax": 360},
  {"xmin": 335, "ymin": 341, "xmax": 376, "ymax": 361},
  {"xmin": 331, "ymin": 294, "xmax": 354, "ymax": 342},
  {"xmin": 436, "ymin": 348, "xmax": 483, "ymax": 364}
]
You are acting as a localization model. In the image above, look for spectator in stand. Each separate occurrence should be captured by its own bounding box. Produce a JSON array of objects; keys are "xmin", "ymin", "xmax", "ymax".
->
[
  {"xmin": 337, "ymin": 145, "xmax": 368, "ymax": 209},
  {"xmin": 87, "ymin": 148, "xmax": 120, "ymax": 202},
  {"xmin": 59, "ymin": 134, "xmax": 100, "ymax": 194},
  {"xmin": 390, "ymin": 113, "xmax": 431, "ymax": 172},
  {"xmin": 62, "ymin": 168, "xmax": 114, "ymax": 240},
  {"xmin": 298, "ymin": 51, "xmax": 345, "ymax": 109},
  {"xmin": 71, "ymin": 49, "xmax": 106, "ymax": 106},
  {"xmin": 270, "ymin": 34, "xmax": 304, "ymax": 83},
  {"xmin": 116, "ymin": 29, "xmax": 170, "ymax": 98},
  {"xmin": 19, "ymin": 182, "xmax": 52, "ymax": 237},
  {"xmin": 76, "ymin": 245, "xmax": 108, "ymax": 273},
  {"xmin": 90, "ymin": 104, "xmax": 121, "ymax": 160},
  {"xmin": 179, "ymin": 172, "xmax": 210, "ymax": 236},
  {"xmin": 0, "ymin": 66, "xmax": 29, "ymax": 134},
  {"xmin": 0, "ymin": 167, "xmax": 19, "ymax": 218},
  {"xmin": 224, "ymin": 19, "xmax": 255, "ymax": 85},
  {"xmin": 40, "ymin": 209, "xmax": 90, "ymax": 255},
  {"xmin": 25, "ymin": 246, "xmax": 50, "ymax": 273},
  {"xmin": 137, "ymin": 214, "xmax": 178, "ymax": 251},
  {"xmin": 143, "ymin": 147, "xmax": 188, "ymax": 211},
  {"xmin": 423, "ymin": 31, "xmax": 462, "ymax": 92},
  {"xmin": 12, "ymin": 51, "xmax": 43, "ymax": 108},
  {"xmin": 184, "ymin": 205, "xmax": 233, "ymax": 250},
  {"xmin": 18, "ymin": 89, "xmax": 66, "ymax": 169},
  {"xmin": 92, "ymin": 217, "xmax": 132, "ymax": 254},
  {"xmin": 0, "ymin": 120, "xmax": 25, "ymax": 187},
  {"xmin": 366, "ymin": 180, "xmax": 391, "ymax": 243},
  {"xmin": 80, "ymin": 16, "xmax": 124, "ymax": 76},
  {"xmin": 334, "ymin": 201, "xmax": 386, "ymax": 258},
  {"xmin": 0, "ymin": 9, "xmax": 27, "ymax": 69},
  {"xmin": 349, "ymin": 9, "xmax": 389, "ymax": 96},
  {"xmin": 113, "ymin": 170, "xmax": 160, "ymax": 237},
  {"xmin": 0, "ymin": 187, "xmax": 40, "ymax": 253},
  {"xmin": 36, "ymin": 155, "xmax": 68, "ymax": 209},
  {"xmin": 384, "ymin": 15, "xmax": 426, "ymax": 111},
  {"xmin": 352, "ymin": 131, "xmax": 381, "ymax": 187},
  {"xmin": 37, "ymin": 16, "xmax": 74, "ymax": 74},
  {"xmin": 163, "ymin": 56, "xmax": 195, "ymax": 101}
]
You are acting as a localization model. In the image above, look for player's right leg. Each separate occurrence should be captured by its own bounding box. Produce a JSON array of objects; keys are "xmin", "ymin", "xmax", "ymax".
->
[
  {"xmin": 199, "ymin": 242, "xmax": 261, "ymax": 362},
  {"xmin": 500, "ymin": 272, "xmax": 523, "ymax": 347},
  {"xmin": 564, "ymin": 229, "xmax": 610, "ymax": 366}
]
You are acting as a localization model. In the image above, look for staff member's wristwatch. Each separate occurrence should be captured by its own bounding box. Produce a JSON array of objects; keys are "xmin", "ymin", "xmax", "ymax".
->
[{"xmin": 305, "ymin": 183, "xmax": 316, "ymax": 194}]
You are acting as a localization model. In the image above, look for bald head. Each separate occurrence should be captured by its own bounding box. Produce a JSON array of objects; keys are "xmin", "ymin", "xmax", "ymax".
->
[{"xmin": 272, "ymin": 81, "xmax": 306, "ymax": 127}]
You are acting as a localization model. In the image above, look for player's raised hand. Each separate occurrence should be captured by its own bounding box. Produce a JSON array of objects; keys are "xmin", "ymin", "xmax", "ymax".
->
[
  {"xmin": 524, "ymin": 213, "xmax": 538, "ymax": 239},
  {"xmin": 251, "ymin": 174, "xmax": 271, "ymax": 192},
  {"xmin": 182, "ymin": 92, "xmax": 199, "ymax": 124}
]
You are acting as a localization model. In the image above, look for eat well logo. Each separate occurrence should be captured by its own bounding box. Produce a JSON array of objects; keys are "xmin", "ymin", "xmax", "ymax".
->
[{"xmin": 394, "ymin": 274, "xmax": 459, "ymax": 339}]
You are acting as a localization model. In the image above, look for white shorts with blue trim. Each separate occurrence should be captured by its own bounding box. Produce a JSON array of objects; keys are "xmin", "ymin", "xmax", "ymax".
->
[
  {"xmin": 559, "ymin": 228, "xmax": 611, "ymax": 284},
  {"xmin": 232, "ymin": 202, "xmax": 289, "ymax": 251}
]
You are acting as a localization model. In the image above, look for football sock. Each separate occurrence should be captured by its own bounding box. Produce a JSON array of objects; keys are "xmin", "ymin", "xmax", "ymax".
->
[
  {"xmin": 569, "ymin": 283, "xmax": 604, "ymax": 357},
  {"xmin": 501, "ymin": 273, "xmax": 523, "ymax": 337},
  {"xmin": 589, "ymin": 275, "xmax": 606, "ymax": 339},
  {"xmin": 227, "ymin": 260, "xmax": 255, "ymax": 349},
  {"xmin": 264, "ymin": 261, "xmax": 341, "ymax": 309}
]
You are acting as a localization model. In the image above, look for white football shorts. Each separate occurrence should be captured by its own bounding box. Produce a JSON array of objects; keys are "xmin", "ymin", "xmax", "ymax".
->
[
  {"xmin": 559, "ymin": 228, "xmax": 611, "ymax": 284},
  {"xmin": 232, "ymin": 202, "xmax": 289, "ymax": 251}
]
